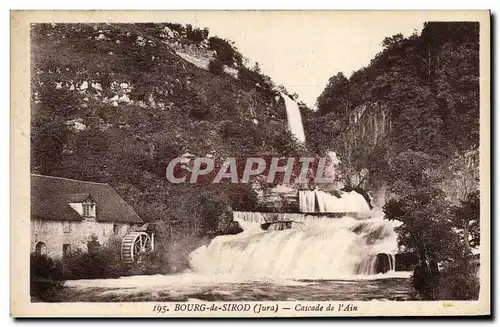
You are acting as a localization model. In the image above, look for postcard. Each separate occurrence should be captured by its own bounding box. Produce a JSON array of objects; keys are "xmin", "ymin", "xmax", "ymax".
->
[{"xmin": 10, "ymin": 10, "xmax": 490, "ymax": 317}]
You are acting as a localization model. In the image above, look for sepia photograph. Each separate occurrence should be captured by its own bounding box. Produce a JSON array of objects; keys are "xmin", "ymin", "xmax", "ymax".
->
[{"xmin": 10, "ymin": 10, "xmax": 490, "ymax": 317}]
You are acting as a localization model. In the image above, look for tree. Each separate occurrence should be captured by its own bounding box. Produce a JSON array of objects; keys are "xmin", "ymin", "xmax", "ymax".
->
[
  {"xmin": 208, "ymin": 36, "xmax": 242, "ymax": 66},
  {"xmin": 31, "ymin": 116, "xmax": 68, "ymax": 174},
  {"xmin": 434, "ymin": 41, "xmax": 479, "ymax": 153},
  {"xmin": 31, "ymin": 83, "xmax": 83, "ymax": 174},
  {"xmin": 453, "ymin": 190, "xmax": 480, "ymax": 250},
  {"xmin": 237, "ymin": 62, "xmax": 276, "ymax": 101},
  {"xmin": 316, "ymin": 72, "xmax": 350, "ymax": 116},
  {"xmin": 441, "ymin": 150, "xmax": 479, "ymax": 205},
  {"xmin": 186, "ymin": 24, "xmax": 209, "ymax": 44},
  {"xmin": 383, "ymin": 150, "xmax": 462, "ymax": 299},
  {"xmin": 30, "ymin": 253, "xmax": 65, "ymax": 301},
  {"xmin": 208, "ymin": 59, "xmax": 224, "ymax": 75}
]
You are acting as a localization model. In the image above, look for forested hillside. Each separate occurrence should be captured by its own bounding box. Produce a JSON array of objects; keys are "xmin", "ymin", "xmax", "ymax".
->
[
  {"xmin": 30, "ymin": 23, "xmax": 305, "ymax": 256},
  {"xmin": 307, "ymin": 22, "xmax": 479, "ymax": 192},
  {"xmin": 307, "ymin": 21, "xmax": 481, "ymax": 300}
]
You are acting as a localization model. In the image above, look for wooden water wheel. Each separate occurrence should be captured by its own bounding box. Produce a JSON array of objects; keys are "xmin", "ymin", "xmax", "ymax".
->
[{"xmin": 121, "ymin": 232, "xmax": 153, "ymax": 264}]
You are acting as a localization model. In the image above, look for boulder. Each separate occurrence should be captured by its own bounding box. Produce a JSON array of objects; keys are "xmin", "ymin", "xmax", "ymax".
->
[
  {"xmin": 91, "ymin": 82, "xmax": 102, "ymax": 91},
  {"xmin": 79, "ymin": 81, "xmax": 88, "ymax": 91},
  {"xmin": 118, "ymin": 94, "xmax": 131, "ymax": 104},
  {"xmin": 374, "ymin": 253, "xmax": 391, "ymax": 273},
  {"xmin": 120, "ymin": 82, "xmax": 130, "ymax": 89}
]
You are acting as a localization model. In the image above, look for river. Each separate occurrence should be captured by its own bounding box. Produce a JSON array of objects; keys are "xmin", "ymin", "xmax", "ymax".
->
[
  {"xmin": 63, "ymin": 272, "xmax": 416, "ymax": 302},
  {"xmin": 62, "ymin": 206, "xmax": 418, "ymax": 302}
]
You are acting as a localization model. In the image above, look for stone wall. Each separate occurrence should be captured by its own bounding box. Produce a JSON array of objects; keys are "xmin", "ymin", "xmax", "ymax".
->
[{"xmin": 31, "ymin": 219, "xmax": 135, "ymax": 258}]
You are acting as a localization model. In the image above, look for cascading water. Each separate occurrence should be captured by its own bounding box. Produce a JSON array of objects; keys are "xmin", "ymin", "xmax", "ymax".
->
[
  {"xmin": 188, "ymin": 97, "xmax": 396, "ymax": 280},
  {"xmin": 65, "ymin": 209, "xmax": 408, "ymax": 301},
  {"xmin": 299, "ymin": 190, "xmax": 372, "ymax": 213},
  {"xmin": 281, "ymin": 93, "xmax": 306, "ymax": 143},
  {"xmin": 189, "ymin": 209, "xmax": 400, "ymax": 279}
]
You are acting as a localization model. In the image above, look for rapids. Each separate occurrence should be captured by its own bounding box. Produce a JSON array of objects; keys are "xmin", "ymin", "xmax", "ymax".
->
[
  {"xmin": 189, "ymin": 212, "xmax": 400, "ymax": 279},
  {"xmin": 63, "ymin": 193, "xmax": 410, "ymax": 302}
]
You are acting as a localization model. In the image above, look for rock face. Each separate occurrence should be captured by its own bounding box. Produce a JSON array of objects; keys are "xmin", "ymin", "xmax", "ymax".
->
[
  {"xmin": 374, "ymin": 253, "xmax": 392, "ymax": 274},
  {"xmin": 341, "ymin": 102, "xmax": 391, "ymax": 175},
  {"xmin": 339, "ymin": 99, "xmax": 479, "ymax": 203}
]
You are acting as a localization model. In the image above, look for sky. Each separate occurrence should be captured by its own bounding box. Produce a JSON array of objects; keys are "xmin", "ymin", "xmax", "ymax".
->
[{"xmin": 159, "ymin": 11, "xmax": 447, "ymax": 107}]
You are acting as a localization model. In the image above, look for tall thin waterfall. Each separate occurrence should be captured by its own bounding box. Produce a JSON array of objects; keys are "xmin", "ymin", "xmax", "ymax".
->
[{"xmin": 281, "ymin": 93, "xmax": 306, "ymax": 143}]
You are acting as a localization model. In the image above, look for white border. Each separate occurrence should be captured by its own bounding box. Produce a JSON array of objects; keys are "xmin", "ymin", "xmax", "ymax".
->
[{"xmin": 4, "ymin": 2, "xmax": 499, "ymax": 326}]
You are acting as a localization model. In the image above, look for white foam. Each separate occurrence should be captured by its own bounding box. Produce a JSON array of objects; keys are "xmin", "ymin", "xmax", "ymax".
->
[
  {"xmin": 189, "ymin": 212, "xmax": 400, "ymax": 279},
  {"xmin": 281, "ymin": 93, "xmax": 306, "ymax": 143}
]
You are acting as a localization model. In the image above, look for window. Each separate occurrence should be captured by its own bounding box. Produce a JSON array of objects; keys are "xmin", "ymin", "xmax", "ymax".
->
[
  {"xmin": 63, "ymin": 244, "xmax": 71, "ymax": 258},
  {"xmin": 113, "ymin": 224, "xmax": 119, "ymax": 235},
  {"xmin": 35, "ymin": 242, "xmax": 46, "ymax": 255},
  {"xmin": 63, "ymin": 221, "xmax": 71, "ymax": 233},
  {"xmin": 34, "ymin": 220, "xmax": 42, "ymax": 235},
  {"xmin": 83, "ymin": 203, "xmax": 91, "ymax": 216}
]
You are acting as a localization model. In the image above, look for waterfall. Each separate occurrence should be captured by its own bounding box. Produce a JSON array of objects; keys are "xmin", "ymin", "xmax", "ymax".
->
[
  {"xmin": 189, "ymin": 212, "xmax": 399, "ymax": 279},
  {"xmin": 185, "ymin": 95, "xmax": 399, "ymax": 279},
  {"xmin": 233, "ymin": 211, "xmax": 307, "ymax": 224},
  {"xmin": 299, "ymin": 190, "xmax": 372, "ymax": 213},
  {"xmin": 281, "ymin": 93, "xmax": 306, "ymax": 143},
  {"xmin": 355, "ymin": 253, "xmax": 396, "ymax": 275},
  {"xmin": 299, "ymin": 190, "xmax": 316, "ymax": 212},
  {"xmin": 232, "ymin": 211, "xmax": 267, "ymax": 224}
]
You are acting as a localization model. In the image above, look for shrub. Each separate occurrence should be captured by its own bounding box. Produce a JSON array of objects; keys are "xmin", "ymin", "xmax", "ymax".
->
[
  {"xmin": 237, "ymin": 64, "xmax": 276, "ymax": 102},
  {"xmin": 437, "ymin": 256, "xmax": 480, "ymax": 300},
  {"xmin": 164, "ymin": 23, "xmax": 185, "ymax": 35},
  {"xmin": 30, "ymin": 253, "xmax": 65, "ymax": 302},
  {"xmin": 129, "ymin": 251, "xmax": 163, "ymax": 275},
  {"xmin": 208, "ymin": 59, "xmax": 224, "ymax": 75},
  {"xmin": 217, "ymin": 217, "xmax": 243, "ymax": 235},
  {"xmin": 186, "ymin": 24, "xmax": 209, "ymax": 44},
  {"xmin": 63, "ymin": 235, "xmax": 167, "ymax": 279},
  {"xmin": 189, "ymin": 104, "xmax": 210, "ymax": 120},
  {"xmin": 208, "ymin": 36, "xmax": 242, "ymax": 66},
  {"xmin": 63, "ymin": 235, "xmax": 130, "ymax": 279}
]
